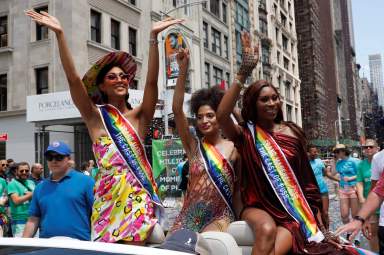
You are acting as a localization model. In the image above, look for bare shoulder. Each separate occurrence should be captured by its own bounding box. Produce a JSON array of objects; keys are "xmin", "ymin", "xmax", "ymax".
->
[{"xmin": 280, "ymin": 121, "xmax": 304, "ymax": 139}]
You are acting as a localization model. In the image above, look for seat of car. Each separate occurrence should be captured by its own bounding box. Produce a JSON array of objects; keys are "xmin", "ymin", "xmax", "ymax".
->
[{"xmin": 227, "ymin": 221, "xmax": 255, "ymax": 255}]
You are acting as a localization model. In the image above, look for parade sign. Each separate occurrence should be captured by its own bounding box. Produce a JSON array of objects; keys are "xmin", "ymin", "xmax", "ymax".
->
[
  {"xmin": 152, "ymin": 139, "xmax": 185, "ymax": 198},
  {"xmin": 165, "ymin": 32, "xmax": 187, "ymax": 87},
  {"xmin": 0, "ymin": 133, "xmax": 8, "ymax": 141}
]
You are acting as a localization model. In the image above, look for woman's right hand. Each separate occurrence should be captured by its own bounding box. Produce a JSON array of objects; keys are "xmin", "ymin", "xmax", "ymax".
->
[
  {"xmin": 176, "ymin": 48, "xmax": 190, "ymax": 74},
  {"xmin": 25, "ymin": 10, "xmax": 63, "ymax": 34},
  {"xmin": 237, "ymin": 31, "xmax": 259, "ymax": 82}
]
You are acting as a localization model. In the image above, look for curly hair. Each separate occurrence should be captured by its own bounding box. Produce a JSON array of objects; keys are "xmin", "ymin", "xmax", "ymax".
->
[
  {"xmin": 241, "ymin": 80, "xmax": 283, "ymax": 124},
  {"xmin": 190, "ymin": 85, "xmax": 224, "ymax": 116}
]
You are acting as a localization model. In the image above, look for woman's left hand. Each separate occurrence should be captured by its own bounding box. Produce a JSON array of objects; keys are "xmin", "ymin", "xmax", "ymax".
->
[{"xmin": 151, "ymin": 17, "xmax": 185, "ymax": 36}]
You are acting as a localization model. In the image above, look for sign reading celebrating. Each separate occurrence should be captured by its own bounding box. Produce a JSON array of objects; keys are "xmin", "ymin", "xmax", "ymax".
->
[{"xmin": 152, "ymin": 139, "xmax": 185, "ymax": 198}]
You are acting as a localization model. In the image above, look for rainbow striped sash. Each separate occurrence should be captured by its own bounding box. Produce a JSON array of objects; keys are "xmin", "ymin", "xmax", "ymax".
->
[
  {"xmin": 344, "ymin": 246, "xmax": 378, "ymax": 255},
  {"xmin": 98, "ymin": 104, "xmax": 162, "ymax": 207},
  {"xmin": 248, "ymin": 123, "xmax": 324, "ymax": 242},
  {"xmin": 198, "ymin": 139, "xmax": 235, "ymax": 215}
]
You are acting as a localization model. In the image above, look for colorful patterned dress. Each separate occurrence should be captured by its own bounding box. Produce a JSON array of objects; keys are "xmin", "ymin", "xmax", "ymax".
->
[
  {"xmin": 91, "ymin": 136, "xmax": 157, "ymax": 242},
  {"xmin": 170, "ymin": 142, "xmax": 235, "ymax": 233}
]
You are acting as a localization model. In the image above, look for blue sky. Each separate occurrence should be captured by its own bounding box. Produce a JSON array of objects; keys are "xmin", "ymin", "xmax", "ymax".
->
[{"xmin": 351, "ymin": 0, "xmax": 384, "ymax": 79}]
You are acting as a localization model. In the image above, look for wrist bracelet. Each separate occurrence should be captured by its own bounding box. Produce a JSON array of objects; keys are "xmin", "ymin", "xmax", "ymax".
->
[
  {"xmin": 149, "ymin": 38, "xmax": 159, "ymax": 45},
  {"xmin": 235, "ymin": 78, "xmax": 244, "ymax": 89},
  {"xmin": 353, "ymin": 215, "xmax": 365, "ymax": 225}
]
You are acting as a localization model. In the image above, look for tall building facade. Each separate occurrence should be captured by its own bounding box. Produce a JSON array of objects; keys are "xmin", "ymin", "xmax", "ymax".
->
[
  {"xmin": 294, "ymin": 0, "xmax": 326, "ymax": 140},
  {"xmin": 369, "ymin": 54, "xmax": 384, "ymax": 108}
]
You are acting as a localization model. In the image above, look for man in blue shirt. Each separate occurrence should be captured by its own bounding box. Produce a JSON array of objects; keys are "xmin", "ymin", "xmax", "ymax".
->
[{"xmin": 22, "ymin": 141, "xmax": 94, "ymax": 240}]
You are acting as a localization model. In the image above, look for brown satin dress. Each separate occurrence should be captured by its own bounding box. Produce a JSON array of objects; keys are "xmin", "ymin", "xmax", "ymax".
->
[{"xmin": 235, "ymin": 124, "xmax": 353, "ymax": 254}]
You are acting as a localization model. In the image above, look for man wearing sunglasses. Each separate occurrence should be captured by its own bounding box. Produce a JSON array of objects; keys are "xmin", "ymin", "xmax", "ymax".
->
[
  {"xmin": 0, "ymin": 160, "xmax": 7, "ymax": 180},
  {"xmin": 23, "ymin": 141, "xmax": 94, "ymax": 241},
  {"xmin": 7, "ymin": 162, "xmax": 35, "ymax": 237}
]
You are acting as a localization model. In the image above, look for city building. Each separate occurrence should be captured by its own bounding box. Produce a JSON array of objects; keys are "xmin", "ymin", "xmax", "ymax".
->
[
  {"xmin": 294, "ymin": 0, "xmax": 327, "ymax": 140},
  {"xmin": 369, "ymin": 54, "xmax": 384, "ymax": 108}
]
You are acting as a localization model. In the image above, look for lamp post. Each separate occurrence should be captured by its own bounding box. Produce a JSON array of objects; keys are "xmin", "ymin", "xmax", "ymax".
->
[
  {"xmin": 334, "ymin": 119, "xmax": 350, "ymax": 144},
  {"xmin": 160, "ymin": 1, "xmax": 207, "ymax": 136}
]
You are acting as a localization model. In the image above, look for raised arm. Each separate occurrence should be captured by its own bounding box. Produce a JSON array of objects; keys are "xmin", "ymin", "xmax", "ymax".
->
[
  {"xmin": 216, "ymin": 32, "xmax": 259, "ymax": 141},
  {"xmin": 25, "ymin": 10, "xmax": 97, "ymax": 122},
  {"xmin": 172, "ymin": 49, "xmax": 196, "ymax": 154},
  {"xmin": 138, "ymin": 18, "xmax": 184, "ymax": 137}
]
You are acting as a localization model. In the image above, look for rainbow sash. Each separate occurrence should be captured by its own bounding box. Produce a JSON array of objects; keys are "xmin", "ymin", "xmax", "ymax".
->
[
  {"xmin": 248, "ymin": 123, "xmax": 324, "ymax": 242},
  {"xmin": 98, "ymin": 104, "xmax": 162, "ymax": 207},
  {"xmin": 344, "ymin": 246, "xmax": 378, "ymax": 255},
  {"xmin": 198, "ymin": 139, "xmax": 235, "ymax": 215}
]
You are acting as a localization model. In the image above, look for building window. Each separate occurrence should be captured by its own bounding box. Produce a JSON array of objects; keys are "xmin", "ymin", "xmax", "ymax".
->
[
  {"xmin": 286, "ymin": 104, "xmax": 292, "ymax": 121},
  {"xmin": 0, "ymin": 74, "xmax": 6, "ymax": 111},
  {"xmin": 277, "ymin": 50, "xmax": 281, "ymax": 64},
  {"xmin": 211, "ymin": 28, "xmax": 221, "ymax": 56},
  {"xmin": 213, "ymin": 66, "xmax": 223, "ymax": 86},
  {"xmin": 280, "ymin": 12, "xmax": 287, "ymax": 27},
  {"xmin": 36, "ymin": 67, "xmax": 49, "ymax": 95},
  {"xmin": 235, "ymin": 29, "xmax": 242, "ymax": 64},
  {"xmin": 259, "ymin": 18, "xmax": 268, "ymax": 36},
  {"xmin": 261, "ymin": 46, "xmax": 270, "ymax": 65},
  {"xmin": 278, "ymin": 76, "xmax": 282, "ymax": 94},
  {"xmin": 111, "ymin": 19, "xmax": 120, "ymax": 50},
  {"xmin": 202, "ymin": 0, "xmax": 207, "ymax": 9},
  {"xmin": 90, "ymin": 10, "xmax": 101, "ymax": 43},
  {"xmin": 292, "ymin": 63, "xmax": 295, "ymax": 74},
  {"xmin": 205, "ymin": 62, "xmax": 210, "ymax": 87},
  {"xmin": 203, "ymin": 22, "xmax": 208, "ymax": 48},
  {"xmin": 0, "ymin": 16, "xmax": 7, "ymax": 48},
  {"xmin": 35, "ymin": 6, "xmax": 49, "ymax": 41},
  {"xmin": 285, "ymin": 81, "xmax": 291, "ymax": 100},
  {"xmin": 289, "ymin": 22, "xmax": 293, "ymax": 32},
  {"xmin": 283, "ymin": 56, "xmax": 289, "ymax": 70},
  {"xmin": 282, "ymin": 34, "xmax": 288, "ymax": 51},
  {"xmin": 275, "ymin": 28, "xmax": 279, "ymax": 43},
  {"xmin": 129, "ymin": 27, "xmax": 137, "ymax": 56},
  {"xmin": 222, "ymin": 3, "xmax": 227, "ymax": 23},
  {"xmin": 129, "ymin": 0, "xmax": 136, "ymax": 5},
  {"xmin": 224, "ymin": 35, "xmax": 229, "ymax": 59},
  {"xmin": 226, "ymin": 72, "xmax": 230, "ymax": 89},
  {"xmin": 288, "ymin": 2, "xmax": 292, "ymax": 15},
  {"xmin": 236, "ymin": 2, "xmax": 249, "ymax": 30},
  {"xmin": 210, "ymin": 0, "xmax": 220, "ymax": 18}
]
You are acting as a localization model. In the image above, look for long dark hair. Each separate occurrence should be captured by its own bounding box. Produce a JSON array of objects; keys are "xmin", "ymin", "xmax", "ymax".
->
[
  {"xmin": 96, "ymin": 63, "xmax": 133, "ymax": 109},
  {"xmin": 241, "ymin": 80, "xmax": 283, "ymax": 124}
]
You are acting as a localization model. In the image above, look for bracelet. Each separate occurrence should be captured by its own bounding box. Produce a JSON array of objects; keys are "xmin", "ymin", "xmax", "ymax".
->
[
  {"xmin": 353, "ymin": 215, "xmax": 365, "ymax": 225},
  {"xmin": 235, "ymin": 78, "xmax": 244, "ymax": 90},
  {"xmin": 149, "ymin": 38, "xmax": 159, "ymax": 45}
]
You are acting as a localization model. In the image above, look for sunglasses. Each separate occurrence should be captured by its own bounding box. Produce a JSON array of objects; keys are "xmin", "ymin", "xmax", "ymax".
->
[
  {"xmin": 46, "ymin": 154, "xmax": 65, "ymax": 162},
  {"xmin": 105, "ymin": 73, "xmax": 130, "ymax": 81},
  {"xmin": 1, "ymin": 164, "xmax": 8, "ymax": 167},
  {"xmin": 363, "ymin": 146, "xmax": 375, "ymax": 149},
  {"xmin": 19, "ymin": 170, "xmax": 30, "ymax": 174}
]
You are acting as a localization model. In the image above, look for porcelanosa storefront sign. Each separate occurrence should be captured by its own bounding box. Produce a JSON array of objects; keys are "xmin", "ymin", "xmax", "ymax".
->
[{"xmin": 27, "ymin": 90, "xmax": 151, "ymax": 122}]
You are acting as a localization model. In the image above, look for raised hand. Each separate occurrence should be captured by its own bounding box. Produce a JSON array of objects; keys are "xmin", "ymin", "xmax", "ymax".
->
[
  {"xmin": 151, "ymin": 17, "xmax": 185, "ymax": 36},
  {"xmin": 25, "ymin": 10, "xmax": 63, "ymax": 34},
  {"xmin": 176, "ymin": 48, "xmax": 190, "ymax": 74},
  {"xmin": 237, "ymin": 31, "xmax": 259, "ymax": 79}
]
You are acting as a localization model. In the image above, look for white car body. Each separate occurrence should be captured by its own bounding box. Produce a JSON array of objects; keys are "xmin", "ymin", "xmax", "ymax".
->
[{"xmin": 0, "ymin": 237, "xmax": 191, "ymax": 255}]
